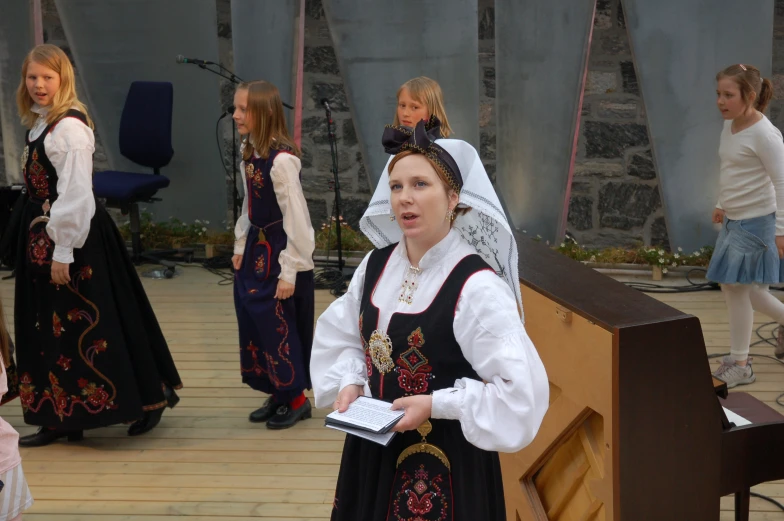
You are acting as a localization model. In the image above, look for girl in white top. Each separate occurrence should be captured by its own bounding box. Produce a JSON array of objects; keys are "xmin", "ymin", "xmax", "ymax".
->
[{"xmin": 707, "ymin": 63, "xmax": 784, "ymax": 388}]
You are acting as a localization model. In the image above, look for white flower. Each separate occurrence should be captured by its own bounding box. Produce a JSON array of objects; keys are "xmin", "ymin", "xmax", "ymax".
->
[
  {"xmin": 677, "ymin": 247, "xmax": 683, "ymax": 252},
  {"xmin": 202, "ymin": 227, "xmax": 207, "ymax": 232},
  {"xmin": 671, "ymin": 262, "xmax": 677, "ymax": 268},
  {"xmin": 662, "ymin": 268, "xmax": 668, "ymax": 274},
  {"xmin": 658, "ymin": 257, "xmax": 665, "ymax": 264},
  {"xmin": 674, "ymin": 253, "xmax": 680, "ymax": 259},
  {"xmin": 205, "ymin": 220, "xmax": 210, "ymax": 224},
  {"xmin": 195, "ymin": 219, "xmax": 201, "ymax": 223},
  {"xmin": 560, "ymin": 243, "xmax": 566, "ymax": 248},
  {"xmin": 658, "ymin": 249, "xmax": 665, "ymax": 255}
]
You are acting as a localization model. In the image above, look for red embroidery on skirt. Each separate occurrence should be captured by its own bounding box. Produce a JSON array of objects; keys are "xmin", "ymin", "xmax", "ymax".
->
[
  {"xmin": 20, "ymin": 371, "xmax": 117, "ymax": 420},
  {"xmin": 240, "ymin": 341, "xmax": 266, "ymax": 376},
  {"xmin": 56, "ymin": 355, "xmax": 71, "ymax": 371},
  {"xmin": 391, "ymin": 465, "xmax": 449, "ymax": 520},
  {"xmin": 254, "ymin": 251, "xmax": 265, "ymax": 278},
  {"xmin": 28, "ymin": 228, "xmax": 52, "ymax": 266},
  {"xmin": 20, "ymin": 266, "xmax": 120, "ymax": 420},
  {"xmin": 396, "ymin": 327, "xmax": 433, "ymax": 395},
  {"xmin": 52, "ymin": 312, "xmax": 64, "ymax": 337},
  {"xmin": 264, "ymin": 301, "xmax": 296, "ymax": 388}
]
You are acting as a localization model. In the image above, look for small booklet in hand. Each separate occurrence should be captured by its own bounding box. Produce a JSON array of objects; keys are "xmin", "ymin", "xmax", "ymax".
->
[{"xmin": 325, "ymin": 396, "xmax": 404, "ymax": 446}]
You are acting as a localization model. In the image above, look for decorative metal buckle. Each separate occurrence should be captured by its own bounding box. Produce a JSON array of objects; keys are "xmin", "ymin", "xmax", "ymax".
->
[{"xmin": 367, "ymin": 329, "xmax": 394, "ymax": 374}]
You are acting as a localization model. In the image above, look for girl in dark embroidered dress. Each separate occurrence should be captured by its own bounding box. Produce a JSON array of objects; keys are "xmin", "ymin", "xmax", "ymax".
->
[
  {"xmin": 311, "ymin": 120, "xmax": 549, "ymax": 520},
  {"xmin": 11, "ymin": 44, "xmax": 182, "ymax": 447},
  {"xmin": 232, "ymin": 81, "xmax": 316, "ymax": 429}
]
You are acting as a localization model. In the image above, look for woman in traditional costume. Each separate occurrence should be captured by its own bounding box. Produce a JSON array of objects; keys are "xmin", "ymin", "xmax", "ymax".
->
[{"xmin": 310, "ymin": 118, "xmax": 549, "ymax": 520}]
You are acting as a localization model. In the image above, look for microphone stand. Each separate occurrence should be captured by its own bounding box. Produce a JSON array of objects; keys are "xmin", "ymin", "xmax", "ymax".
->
[
  {"xmin": 186, "ymin": 62, "xmax": 243, "ymax": 224},
  {"xmin": 183, "ymin": 60, "xmax": 296, "ymax": 224},
  {"xmin": 324, "ymin": 101, "xmax": 345, "ymax": 284}
]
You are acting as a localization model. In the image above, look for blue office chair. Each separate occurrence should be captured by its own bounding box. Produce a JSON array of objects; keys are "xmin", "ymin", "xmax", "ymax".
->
[{"xmin": 93, "ymin": 81, "xmax": 192, "ymax": 275}]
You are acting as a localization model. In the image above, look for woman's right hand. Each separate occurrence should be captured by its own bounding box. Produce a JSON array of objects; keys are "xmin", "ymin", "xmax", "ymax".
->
[
  {"xmin": 712, "ymin": 208, "xmax": 726, "ymax": 224},
  {"xmin": 232, "ymin": 254, "xmax": 243, "ymax": 271},
  {"xmin": 334, "ymin": 384, "xmax": 363, "ymax": 413}
]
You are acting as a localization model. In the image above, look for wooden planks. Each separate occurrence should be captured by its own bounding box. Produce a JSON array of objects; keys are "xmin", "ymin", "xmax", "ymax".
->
[{"xmin": 0, "ymin": 267, "xmax": 780, "ymax": 519}]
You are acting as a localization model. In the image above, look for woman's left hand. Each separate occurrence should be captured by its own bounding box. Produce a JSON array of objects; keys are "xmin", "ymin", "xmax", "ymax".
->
[
  {"xmin": 274, "ymin": 279, "xmax": 295, "ymax": 300},
  {"xmin": 776, "ymin": 236, "xmax": 784, "ymax": 259},
  {"xmin": 390, "ymin": 395, "xmax": 432, "ymax": 433},
  {"xmin": 51, "ymin": 261, "xmax": 71, "ymax": 285}
]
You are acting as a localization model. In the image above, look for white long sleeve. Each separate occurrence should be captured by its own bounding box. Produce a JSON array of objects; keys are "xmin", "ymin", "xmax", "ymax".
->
[
  {"xmin": 233, "ymin": 154, "xmax": 251, "ymax": 255},
  {"xmin": 755, "ymin": 124, "xmax": 784, "ymax": 234},
  {"xmin": 309, "ymin": 229, "xmax": 549, "ymax": 453},
  {"xmin": 34, "ymin": 116, "xmax": 96, "ymax": 264},
  {"xmin": 270, "ymin": 153, "xmax": 315, "ymax": 283},
  {"xmin": 430, "ymin": 271, "xmax": 549, "ymax": 453},
  {"xmin": 310, "ymin": 252, "xmax": 373, "ymax": 408}
]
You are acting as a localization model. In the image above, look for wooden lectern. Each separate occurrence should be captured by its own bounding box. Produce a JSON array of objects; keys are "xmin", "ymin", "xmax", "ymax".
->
[{"xmin": 502, "ymin": 235, "xmax": 784, "ymax": 520}]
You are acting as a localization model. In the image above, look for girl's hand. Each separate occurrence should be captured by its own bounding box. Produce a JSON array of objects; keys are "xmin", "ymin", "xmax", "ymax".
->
[
  {"xmin": 275, "ymin": 279, "xmax": 295, "ymax": 300},
  {"xmin": 390, "ymin": 395, "xmax": 432, "ymax": 433},
  {"xmin": 51, "ymin": 261, "xmax": 71, "ymax": 285},
  {"xmin": 776, "ymin": 236, "xmax": 784, "ymax": 259},
  {"xmin": 232, "ymin": 254, "xmax": 243, "ymax": 271},
  {"xmin": 334, "ymin": 384, "xmax": 363, "ymax": 412},
  {"xmin": 712, "ymin": 208, "xmax": 726, "ymax": 224}
]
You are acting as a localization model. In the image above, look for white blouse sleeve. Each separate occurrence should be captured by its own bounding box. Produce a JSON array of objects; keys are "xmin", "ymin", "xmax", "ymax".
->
[
  {"xmin": 310, "ymin": 252, "xmax": 372, "ymax": 409},
  {"xmin": 270, "ymin": 153, "xmax": 315, "ymax": 284},
  {"xmin": 44, "ymin": 118, "xmax": 96, "ymax": 264},
  {"xmin": 430, "ymin": 270, "xmax": 549, "ymax": 453},
  {"xmin": 756, "ymin": 125, "xmax": 784, "ymax": 235},
  {"xmin": 233, "ymin": 157, "xmax": 250, "ymax": 255}
]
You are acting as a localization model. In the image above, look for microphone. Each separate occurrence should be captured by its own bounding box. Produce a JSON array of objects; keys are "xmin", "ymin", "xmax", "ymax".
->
[
  {"xmin": 321, "ymin": 98, "xmax": 331, "ymax": 112},
  {"xmin": 176, "ymin": 55, "xmax": 214, "ymax": 66}
]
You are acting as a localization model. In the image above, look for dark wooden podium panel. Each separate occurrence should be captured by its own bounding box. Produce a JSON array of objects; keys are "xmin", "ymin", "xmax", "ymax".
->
[{"xmin": 500, "ymin": 236, "xmax": 724, "ymax": 520}]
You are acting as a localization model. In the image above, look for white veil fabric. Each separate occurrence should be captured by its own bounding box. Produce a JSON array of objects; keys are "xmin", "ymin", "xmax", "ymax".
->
[{"xmin": 359, "ymin": 138, "xmax": 524, "ymax": 323}]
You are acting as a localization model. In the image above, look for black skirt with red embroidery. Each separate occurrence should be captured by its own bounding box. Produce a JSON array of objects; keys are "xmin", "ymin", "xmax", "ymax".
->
[{"xmin": 13, "ymin": 195, "xmax": 183, "ymax": 430}]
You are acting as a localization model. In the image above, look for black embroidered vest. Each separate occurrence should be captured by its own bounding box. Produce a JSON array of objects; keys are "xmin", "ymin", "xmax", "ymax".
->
[
  {"xmin": 23, "ymin": 109, "xmax": 88, "ymax": 203},
  {"xmin": 358, "ymin": 244, "xmax": 492, "ymax": 401}
]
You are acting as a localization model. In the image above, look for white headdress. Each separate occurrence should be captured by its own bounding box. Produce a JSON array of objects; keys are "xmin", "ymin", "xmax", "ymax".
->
[{"xmin": 359, "ymin": 118, "xmax": 524, "ymax": 322}]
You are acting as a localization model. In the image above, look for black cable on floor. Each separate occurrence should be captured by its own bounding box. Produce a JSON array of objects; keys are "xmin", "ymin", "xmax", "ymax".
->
[
  {"xmin": 624, "ymin": 268, "xmax": 720, "ymax": 293},
  {"xmin": 750, "ymin": 491, "xmax": 784, "ymax": 512}
]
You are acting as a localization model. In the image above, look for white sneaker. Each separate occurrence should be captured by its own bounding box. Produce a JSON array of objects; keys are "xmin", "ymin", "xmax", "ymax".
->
[{"xmin": 713, "ymin": 356, "xmax": 756, "ymax": 389}]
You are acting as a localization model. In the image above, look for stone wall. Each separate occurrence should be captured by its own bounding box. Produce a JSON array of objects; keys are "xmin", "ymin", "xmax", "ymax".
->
[
  {"xmin": 5, "ymin": 0, "xmax": 784, "ymax": 251},
  {"xmin": 565, "ymin": 0, "xmax": 661, "ymax": 249}
]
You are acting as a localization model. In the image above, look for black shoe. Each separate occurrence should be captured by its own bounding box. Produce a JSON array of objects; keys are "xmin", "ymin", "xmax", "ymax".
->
[
  {"xmin": 266, "ymin": 398, "xmax": 312, "ymax": 430},
  {"xmin": 19, "ymin": 427, "xmax": 83, "ymax": 447},
  {"xmin": 127, "ymin": 384, "xmax": 179, "ymax": 436},
  {"xmin": 249, "ymin": 396, "xmax": 283, "ymax": 423}
]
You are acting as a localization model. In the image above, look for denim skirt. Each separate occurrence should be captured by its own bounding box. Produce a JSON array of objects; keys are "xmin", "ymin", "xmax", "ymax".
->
[{"xmin": 706, "ymin": 212, "xmax": 784, "ymax": 284}]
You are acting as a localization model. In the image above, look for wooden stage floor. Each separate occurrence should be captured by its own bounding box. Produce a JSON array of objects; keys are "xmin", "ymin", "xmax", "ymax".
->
[{"xmin": 0, "ymin": 266, "xmax": 782, "ymax": 520}]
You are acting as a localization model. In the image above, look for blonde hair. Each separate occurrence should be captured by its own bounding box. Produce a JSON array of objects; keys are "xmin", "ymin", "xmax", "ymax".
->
[
  {"xmin": 392, "ymin": 76, "xmax": 452, "ymax": 137},
  {"xmin": 16, "ymin": 44, "xmax": 93, "ymax": 130},
  {"xmin": 716, "ymin": 63, "xmax": 773, "ymax": 113},
  {"xmin": 238, "ymin": 81, "xmax": 300, "ymax": 162}
]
